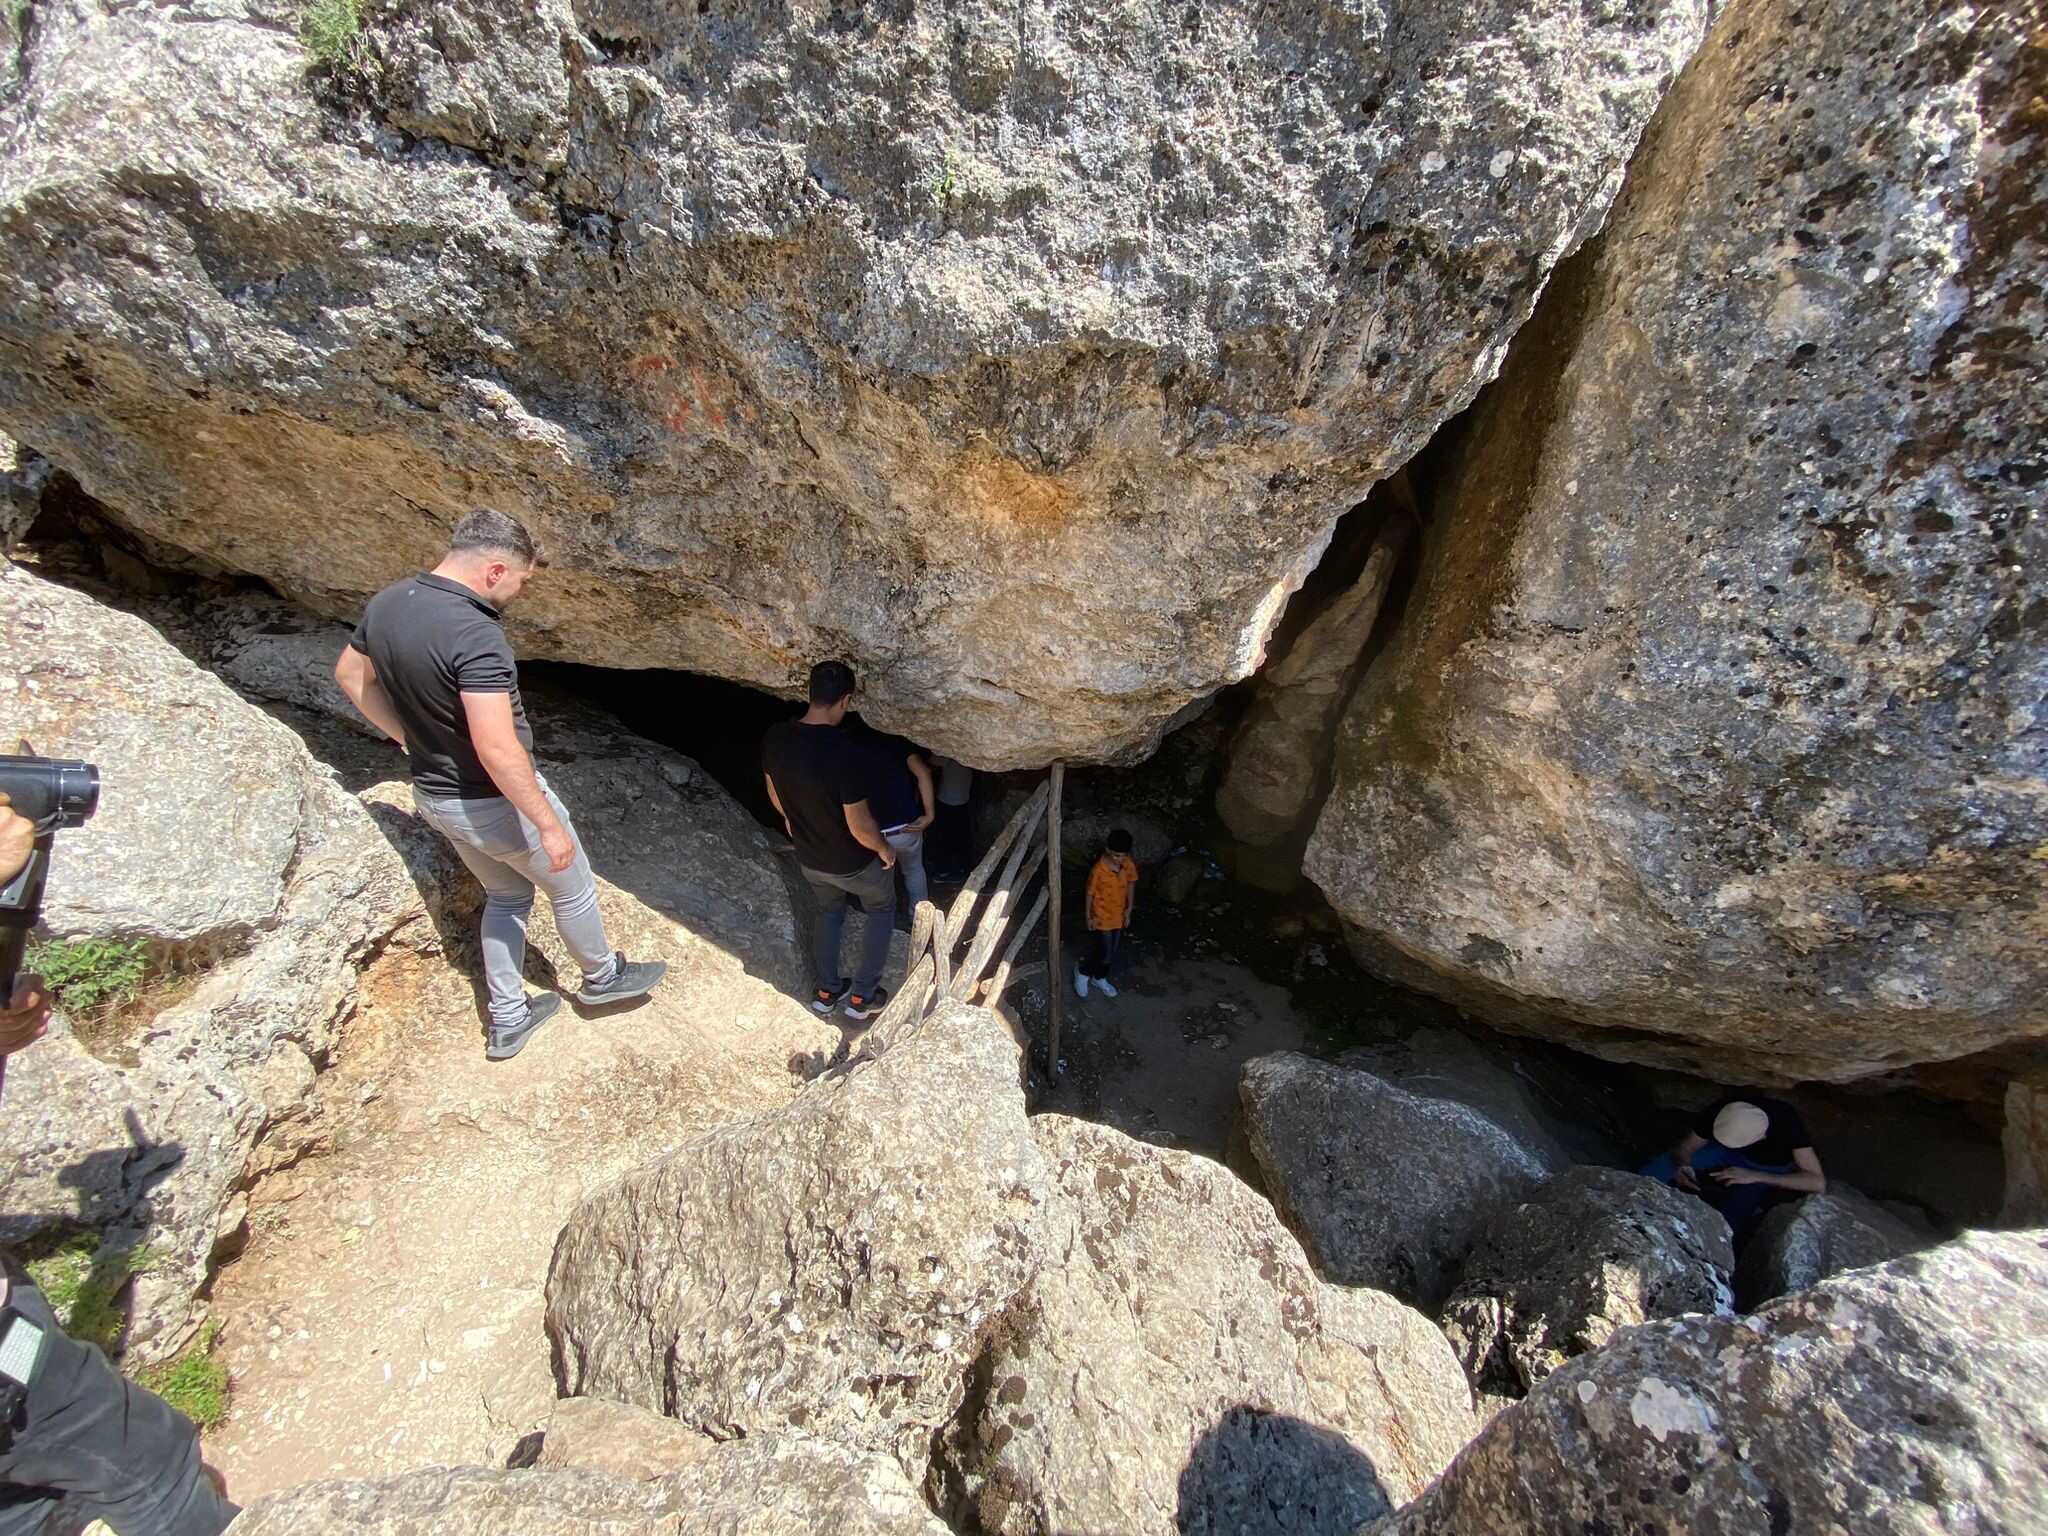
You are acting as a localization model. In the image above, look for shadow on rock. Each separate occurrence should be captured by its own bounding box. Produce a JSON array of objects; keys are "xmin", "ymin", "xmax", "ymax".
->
[{"xmin": 1176, "ymin": 1406, "xmax": 1392, "ymax": 1535}]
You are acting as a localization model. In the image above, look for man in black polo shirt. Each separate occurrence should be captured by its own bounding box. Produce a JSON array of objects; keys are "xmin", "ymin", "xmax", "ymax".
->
[
  {"xmin": 335, "ymin": 507, "xmax": 665, "ymax": 1060},
  {"xmin": 762, "ymin": 662, "xmax": 898, "ymax": 1021}
]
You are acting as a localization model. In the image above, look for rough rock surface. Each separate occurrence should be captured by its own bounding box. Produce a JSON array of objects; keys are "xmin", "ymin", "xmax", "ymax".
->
[
  {"xmin": 1367, "ymin": 1230, "xmax": 2048, "ymax": 1536},
  {"xmin": 1217, "ymin": 508, "xmax": 1411, "ymax": 846},
  {"xmin": 1238, "ymin": 1049, "xmax": 1565, "ymax": 1307},
  {"xmin": 544, "ymin": 1000, "xmax": 1048, "ymax": 1473},
  {"xmin": 2005, "ymin": 1076, "xmax": 2048, "ymax": 1226},
  {"xmin": 0, "ymin": 563, "xmax": 426, "ymax": 1358},
  {"xmin": 1308, "ymin": 0, "xmax": 2048, "ymax": 1083},
  {"xmin": 532, "ymin": 1397, "xmax": 716, "ymax": 1481},
  {"xmin": 1733, "ymin": 1188, "xmax": 1934, "ymax": 1308},
  {"xmin": 0, "ymin": 0, "xmax": 1710, "ymax": 766},
  {"xmin": 936, "ymin": 1113, "xmax": 1476, "ymax": 1535},
  {"xmin": 0, "ymin": 433, "xmax": 49, "ymax": 551},
  {"xmin": 230, "ymin": 1434, "xmax": 950, "ymax": 1535},
  {"xmin": 1440, "ymin": 1167, "xmax": 1734, "ymax": 1398}
]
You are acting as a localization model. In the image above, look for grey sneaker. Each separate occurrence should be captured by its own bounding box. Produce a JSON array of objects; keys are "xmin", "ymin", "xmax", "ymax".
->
[
  {"xmin": 487, "ymin": 993, "xmax": 561, "ymax": 1062},
  {"xmin": 574, "ymin": 951, "xmax": 667, "ymax": 1007}
]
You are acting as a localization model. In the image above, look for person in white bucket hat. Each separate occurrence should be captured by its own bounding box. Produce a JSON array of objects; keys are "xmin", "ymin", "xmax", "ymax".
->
[{"xmin": 1641, "ymin": 1090, "xmax": 1827, "ymax": 1244}]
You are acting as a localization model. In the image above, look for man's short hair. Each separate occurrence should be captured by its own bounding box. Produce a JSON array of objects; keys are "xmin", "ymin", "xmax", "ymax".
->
[
  {"xmin": 808, "ymin": 660, "xmax": 857, "ymax": 706},
  {"xmin": 449, "ymin": 507, "xmax": 542, "ymax": 566},
  {"xmin": 1106, "ymin": 828, "xmax": 1134, "ymax": 854}
]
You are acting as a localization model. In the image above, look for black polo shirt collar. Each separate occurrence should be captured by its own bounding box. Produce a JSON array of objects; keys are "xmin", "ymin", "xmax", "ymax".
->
[{"xmin": 415, "ymin": 572, "xmax": 503, "ymax": 621}]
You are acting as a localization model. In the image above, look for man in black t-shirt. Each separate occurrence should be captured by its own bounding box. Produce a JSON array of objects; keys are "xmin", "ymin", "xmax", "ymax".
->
[
  {"xmin": 762, "ymin": 662, "xmax": 899, "ymax": 1022},
  {"xmin": 336, "ymin": 507, "xmax": 666, "ymax": 1061},
  {"xmin": 849, "ymin": 724, "xmax": 936, "ymax": 911},
  {"xmin": 1641, "ymin": 1090, "xmax": 1827, "ymax": 1243}
]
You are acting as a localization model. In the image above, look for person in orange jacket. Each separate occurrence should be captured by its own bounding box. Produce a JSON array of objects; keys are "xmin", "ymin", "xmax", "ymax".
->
[{"xmin": 1075, "ymin": 828, "xmax": 1138, "ymax": 999}]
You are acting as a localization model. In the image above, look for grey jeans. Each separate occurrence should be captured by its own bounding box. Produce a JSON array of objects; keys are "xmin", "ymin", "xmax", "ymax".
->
[
  {"xmin": 415, "ymin": 777, "xmax": 616, "ymax": 1031},
  {"xmin": 883, "ymin": 825, "xmax": 930, "ymax": 910},
  {"xmin": 0, "ymin": 1268, "xmax": 236, "ymax": 1536},
  {"xmin": 800, "ymin": 856, "xmax": 896, "ymax": 997}
]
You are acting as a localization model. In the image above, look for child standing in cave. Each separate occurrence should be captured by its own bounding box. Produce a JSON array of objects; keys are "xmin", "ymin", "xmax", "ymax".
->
[{"xmin": 1076, "ymin": 828, "xmax": 1139, "ymax": 999}]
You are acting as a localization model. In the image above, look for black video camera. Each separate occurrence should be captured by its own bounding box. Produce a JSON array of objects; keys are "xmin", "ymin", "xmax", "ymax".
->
[{"xmin": 0, "ymin": 752, "xmax": 102, "ymax": 1000}]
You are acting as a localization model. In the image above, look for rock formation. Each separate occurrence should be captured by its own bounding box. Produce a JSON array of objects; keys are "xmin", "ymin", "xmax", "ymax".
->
[
  {"xmin": 230, "ymin": 1434, "xmax": 950, "ymax": 1535},
  {"xmin": 544, "ymin": 999, "xmax": 1049, "ymax": 1474},
  {"xmin": 1439, "ymin": 1167, "xmax": 1733, "ymax": 1398},
  {"xmin": 2005, "ymin": 1077, "xmax": 2048, "ymax": 1226},
  {"xmin": 1237, "ymin": 1049, "xmax": 1564, "ymax": 1307},
  {"xmin": 1733, "ymin": 1189, "xmax": 1934, "ymax": 1308},
  {"xmin": 0, "ymin": 562, "xmax": 428, "ymax": 1358},
  {"xmin": 1217, "ymin": 494, "xmax": 1412, "ymax": 847},
  {"xmin": 1307, "ymin": 0, "xmax": 2048, "ymax": 1083},
  {"xmin": 1368, "ymin": 1230, "xmax": 2048, "ymax": 1536},
  {"xmin": 935, "ymin": 1115, "xmax": 1476, "ymax": 1534},
  {"xmin": 0, "ymin": 0, "xmax": 1712, "ymax": 766}
]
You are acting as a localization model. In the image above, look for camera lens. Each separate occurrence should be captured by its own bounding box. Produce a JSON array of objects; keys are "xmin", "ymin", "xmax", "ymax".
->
[{"xmin": 56, "ymin": 762, "xmax": 100, "ymax": 827}]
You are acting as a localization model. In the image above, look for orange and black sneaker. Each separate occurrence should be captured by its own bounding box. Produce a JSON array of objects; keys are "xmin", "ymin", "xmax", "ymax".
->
[
  {"xmin": 811, "ymin": 978, "xmax": 851, "ymax": 1015},
  {"xmin": 843, "ymin": 986, "xmax": 889, "ymax": 1022}
]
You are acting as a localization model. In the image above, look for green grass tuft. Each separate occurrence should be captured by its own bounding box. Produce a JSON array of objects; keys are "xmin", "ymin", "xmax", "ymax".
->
[
  {"xmin": 300, "ymin": 0, "xmax": 366, "ymax": 70},
  {"xmin": 140, "ymin": 1320, "xmax": 230, "ymax": 1430},
  {"xmin": 25, "ymin": 935, "xmax": 150, "ymax": 1017},
  {"xmin": 21, "ymin": 1231, "xmax": 155, "ymax": 1354}
]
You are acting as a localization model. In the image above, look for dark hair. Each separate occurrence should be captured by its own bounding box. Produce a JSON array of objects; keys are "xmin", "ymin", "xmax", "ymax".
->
[
  {"xmin": 449, "ymin": 507, "xmax": 541, "ymax": 566},
  {"xmin": 808, "ymin": 660, "xmax": 857, "ymax": 706},
  {"xmin": 1106, "ymin": 828, "xmax": 1134, "ymax": 853}
]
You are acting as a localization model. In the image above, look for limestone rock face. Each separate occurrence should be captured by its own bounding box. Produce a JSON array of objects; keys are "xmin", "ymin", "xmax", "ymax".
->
[
  {"xmin": 0, "ymin": 0, "xmax": 1711, "ymax": 767},
  {"xmin": 2005, "ymin": 1077, "xmax": 2048, "ymax": 1227},
  {"xmin": 1307, "ymin": 0, "xmax": 2048, "ymax": 1083},
  {"xmin": 230, "ymin": 1435, "xmax": 950, "ymax": 1535},
  {"xmin": 1733, "ymin": 1189, "xmax": 1934, "ymax": 1308},
  {"xmin": 1439, "ymin": 1167, "xmax": 1734, "ymax": 1398},
  {"xmin": 1217, "ymin": 511, "xmax": 1411, "ymax": 846},
  {"xmin": 1239, "ymin": 1049, "xmax": 1563, "ymax": 1307},
  {"xmin": 533, "ymin": 1397, "xmax": 717, "ymax": 1481},
  {"xmin": 1368, "ymin": 1230, "xmax": 2048, "ymax": 1536},
  {"xmin": 0, "ymin": 433, "xmax": 49, "ymax": 551},
  {"xmin": 544, "ymin": 1000, "xmax": 1047, "ymax": 1473},
  {"xmin": 935, "ymin": 1114, "xmax": 1477, "ymax": 1535},
  {"xmin": 0, "ymin": 564, "xmax": 427, "ymax": 1358}
]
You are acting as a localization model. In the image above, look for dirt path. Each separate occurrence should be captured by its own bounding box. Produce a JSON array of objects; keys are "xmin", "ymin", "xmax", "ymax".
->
[{"xmin": 205, "ymin": 882, "xmax": 832, "ymax": 1500}]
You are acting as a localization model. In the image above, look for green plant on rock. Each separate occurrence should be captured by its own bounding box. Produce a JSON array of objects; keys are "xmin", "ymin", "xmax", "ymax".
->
[
  {"xmin": 4, "ymin": 0, "xmax": 30, "ymax": 42},
  {"xmin": 25, "ymin": 935, "xmax": 149, "ymax": 1017},
  {"xmin": 140, "ymin": 1320, "xmax": 230, "ymax": 1430},
  {"xmin": 300, "ymin": 0, "xmax": 367, "ymax": 70},
  {"xmin": 928, "ymin": 143, "xmax": 960, "ymax": 208},
  {"xmin": 21, "ymin": 1231, "xmax": 157, "ymax": 1354}
]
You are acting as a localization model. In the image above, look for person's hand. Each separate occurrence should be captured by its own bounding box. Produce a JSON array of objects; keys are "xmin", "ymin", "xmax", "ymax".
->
[
  {"xmin": 877, "ymin": 844, "xmax": 897, "ymax": 870},
  {"xmin": 1673, "ymin": 1165, "xmax": 1700, "ymax": 1193},
  {"xmin": 0, "ymin": 792, "xmax": 35, "ymax": 888},
  {"xmin": 910, "ymin": 813, "xmax": 935, "ymax": 834},
  {"xmin": 540, "ymin": 820, "xmax": 576, "ymax": 874},
  {"xmin": 0, "ymin": 976, "xmax": 52, "ymax": 1058},
  {"xmin": 1710, "ymin": 1166, "xmax": 1765, "ymax": 1187}
]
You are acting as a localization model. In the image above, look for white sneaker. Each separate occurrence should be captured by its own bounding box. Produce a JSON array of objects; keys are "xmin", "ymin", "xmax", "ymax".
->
[
  {"xmin": 1095, "ymin": 978, "xmax": 1119, "ymax": 998},
  {"xmin": 1074, "ymin": 969, "xmax": 1089, "ymax": 999}
]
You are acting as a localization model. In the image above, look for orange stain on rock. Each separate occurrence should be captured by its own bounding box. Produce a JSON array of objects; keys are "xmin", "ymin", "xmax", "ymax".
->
[{"xmin": 947, "ymin": 444, "xmax": 1076, "ymax": 533}]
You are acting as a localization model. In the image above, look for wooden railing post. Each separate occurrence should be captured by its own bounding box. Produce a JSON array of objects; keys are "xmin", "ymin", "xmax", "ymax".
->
[{"xmin": 1046, "ymin": 760, "xmax": 1065, "ymax": 1081}]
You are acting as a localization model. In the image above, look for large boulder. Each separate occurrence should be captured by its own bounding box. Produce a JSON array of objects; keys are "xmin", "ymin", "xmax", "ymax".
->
[
  {"xmin": 229, "ymin": 1434, "xmax": 950, "ymax": 1535},
  {"xmin": 933, "ymin": 1114, "xmax": 1477, "ymax": 1535},
  {"xmin": 1307, "ymin": 0, "xmax": 2048, "ymax": 1083},
  {"xmin": 0, "ymin": 563, "xmax": 426, "ymax": 1358},
  {"xmin": 1439, "ymin": 1167, "xmax": 1733, "ymax": 1398},
  {"xmin": 0, "ymin": 0, "xmax": 1711, "ymax": 767},
  {"xmin": 1367, "ymin": 1230, "xmax": 2048, "ymax": 1536},
  {"xmin": 1238, "ymin": 1049, "xmax": 1566, "ymax": 1307},
  {"xmin": 1733, "ymin": 1188, "xmax": 1935, "ymax": 1308},
  {"xmin": 544, "ymin": 1000, "xmax": 1048, "ymax": 1474}
]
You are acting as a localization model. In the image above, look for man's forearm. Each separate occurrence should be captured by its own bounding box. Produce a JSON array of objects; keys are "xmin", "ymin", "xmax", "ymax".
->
[
  {"xmin": 352, "ymin": 677, "xmax": 408, "ymax": 747},
  {"xmin": 478, "ymin": 742, "xmax": 559, "ymax": 829},
  {"xmin": 1761, "ymin": 1169, "xmax": 1827, "ymax": 1193}
]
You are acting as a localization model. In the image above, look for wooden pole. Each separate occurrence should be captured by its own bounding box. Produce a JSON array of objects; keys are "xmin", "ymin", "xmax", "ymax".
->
[{"xmin": 1046, "ymin": 760, "xmax": 1065, "ymax": 1082}]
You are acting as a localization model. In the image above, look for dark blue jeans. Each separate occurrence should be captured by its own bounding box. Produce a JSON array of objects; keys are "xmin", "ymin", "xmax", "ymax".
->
[
  {"xmin": 0, "ymin": 1268, "xmax": 236, "ymax": 1536},
  {"xmin": 800, "ymin": 856, "xmax": 895, "ymax": 997},
  {"xmin": 1641, "ymin": 1143, "xmax": 1795, "ymax": 1242}
]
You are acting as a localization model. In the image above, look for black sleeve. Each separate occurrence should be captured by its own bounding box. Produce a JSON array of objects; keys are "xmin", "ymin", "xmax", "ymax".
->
[
  {"xmin": 451, "ymin": 620, "xmax": 518, "ymax": 694},
  {"xmin": 837, "ymin": 737, "xmax": 872, "ymax": 808},
  {"xmin": 348, "ymin": 614, "xmax": 371, "ymax": 654},
  {"xmin": 1691, "ymin": 1097, "xmax": 1732, "ymax": 1139}
]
